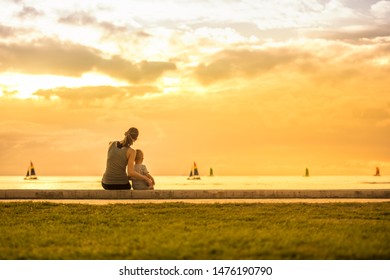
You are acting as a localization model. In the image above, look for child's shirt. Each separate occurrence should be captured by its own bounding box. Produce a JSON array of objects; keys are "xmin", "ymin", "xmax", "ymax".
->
[{"xmin": 132, "ymin": 164, "xmax": 150, "ymax": 190}]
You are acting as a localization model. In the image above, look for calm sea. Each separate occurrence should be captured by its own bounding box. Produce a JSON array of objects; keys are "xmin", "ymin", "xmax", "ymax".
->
[{"xmin": 0, "ymin": 176, "xmax": 389, "ymax": 190}]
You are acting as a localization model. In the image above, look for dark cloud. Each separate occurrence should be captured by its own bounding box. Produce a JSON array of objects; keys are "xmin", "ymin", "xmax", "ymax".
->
[
  {"xmin": 58, "ymin": 12, "xmax": 96, "ymax": 25},
  {"xmin": 0, "ymin": 39, "xmax": 100, "ymax": 76},
  {"xmin": 0, "ymin": 39, "xmax": 176, "ymax": 83},
  {"xmin": 0, "ymin": 25, "xmax": 15, "ymax": 37},
  {"xmin": 194, "ymin": 48, "xmax": 309, "ymax": 85},
  {"xmin": 17, "ymin": 6, "xmax": 44, "ymax": 18},
  {"xmin": 58, "ymin": 11, "xmax": 128, "ymax": 34},
  {"xmin": 305, "ymin": 24, "xmax": 390, "ymax": 41},
  {"xmin": 99, "ymin": 21, "xmax": 128, "ymax": 33},
  {"xmin": 98, "ymin": 56, "xmax": 176, "ymax": 83},
  {"xmin": 0, "ymin": 24, "xmax": 35, "ymax": 39},
  {"xmin": 136, "ymin": 31, "xmax": 151, "ymax": 37},
  {"xmin": 194, "ymin": 37, "xmax": 390, "ymax": 85}
]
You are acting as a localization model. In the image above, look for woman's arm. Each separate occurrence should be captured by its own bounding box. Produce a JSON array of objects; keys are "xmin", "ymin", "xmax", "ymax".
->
[
  {"xmin": 126, "ymin": 149, "xmax": 153, "ymax": 186},
  {"xmin": 146, "ymin": 173, "xmax": 155, "ymax": 185}
]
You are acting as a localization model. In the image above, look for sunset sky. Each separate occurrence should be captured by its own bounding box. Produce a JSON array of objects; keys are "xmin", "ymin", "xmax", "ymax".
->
[{"xmin": 1, "ymin": 0, "xmax": 389, "ymax": 176}]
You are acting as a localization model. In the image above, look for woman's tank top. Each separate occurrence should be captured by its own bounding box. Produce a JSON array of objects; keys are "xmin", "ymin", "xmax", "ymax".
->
[{"xmin": 102, "ymin": 141, "xmax": 129, "ymax": 185}]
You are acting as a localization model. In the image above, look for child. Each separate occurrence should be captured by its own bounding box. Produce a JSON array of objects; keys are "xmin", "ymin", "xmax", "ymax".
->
[{"xmin": 132, "ymin": 149, "xmax": 155, "ymax": 190}]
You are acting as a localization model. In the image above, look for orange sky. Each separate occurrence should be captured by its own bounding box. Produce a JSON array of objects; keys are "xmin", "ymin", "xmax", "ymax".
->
[{"xmin": 1, "ymin": 0, "xmax": 389, "ymax": 176}]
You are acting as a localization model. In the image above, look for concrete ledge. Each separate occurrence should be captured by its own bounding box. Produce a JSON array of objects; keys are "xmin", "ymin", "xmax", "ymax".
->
[{"xmin": 0, "ymin": 189, "xmax": 389, "ymax": 200}]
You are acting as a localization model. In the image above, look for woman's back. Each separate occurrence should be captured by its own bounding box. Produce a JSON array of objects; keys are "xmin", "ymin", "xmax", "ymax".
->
[{"xmin": 102, "ymin": 141, "xmax": 129, "ymax": 185}]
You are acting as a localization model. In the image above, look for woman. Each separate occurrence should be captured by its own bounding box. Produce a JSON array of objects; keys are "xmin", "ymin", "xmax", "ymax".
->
[{"xmin": 101, "ymin": 127, "xmax": 153, "ymax": 190}]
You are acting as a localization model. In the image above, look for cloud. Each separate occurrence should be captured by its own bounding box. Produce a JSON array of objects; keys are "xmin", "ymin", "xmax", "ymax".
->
[
  {"xmin": 58, "ymin": 11, "xmax": 128, "ymax": 34},
  {"xmin": 58, "ymin": 12, "xmax": 96, "ymax": 25},
  {"xmin": 0, "ymin": 39, "xmax": 100, "ymax": 76},
  {"xmin": 0, "ymin": 25, "xmax": 16, "ymax": 38},
  {"xmin": 136, "ymin": 31, "xmax": 151, "ymax": 38},
  {"xmin": 194, "ymin": 48, "xmax": 309, "ymax": 85},
  {"xmin": 0, "ymin": 39, "xmax": 176, "ymax": 83},
  {"xmin": 97, "ymin": 56, "xmax": 176, "ymax": 83},
  {"xmin": 0, "ymin": 85, "xmax": 18, "ymax": 97},
  {"xmin": 194, "ymin": 35, "xmax": 390, "ymax": 85},
  {"xmin": 293, "ymin": 1, "xmax": 390, "ymax": 41},
  {"xmin": 371, "ymin": 0, "xmax": 390, "ymax": 19},
  {"xmin": 312, "ymin": 26, "xmax": 390, "ymax": 41},
  {"xmin": 17, "ymin": 6, "xmax": 44, "ymax": 18},
  {"xmin": 33, "ymin": 85, "xmax": 160, "ymax": 106}
]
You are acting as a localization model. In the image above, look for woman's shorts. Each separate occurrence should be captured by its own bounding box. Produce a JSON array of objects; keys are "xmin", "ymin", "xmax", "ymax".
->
[{"xmin": 101, "ymin": 181, "xmax": 131, "ymax": 190}]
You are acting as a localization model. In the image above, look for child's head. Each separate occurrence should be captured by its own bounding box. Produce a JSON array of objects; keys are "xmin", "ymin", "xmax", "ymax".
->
[{"xmin": 135, "ymin": 149, "xmax": 144, "ymax": 163}]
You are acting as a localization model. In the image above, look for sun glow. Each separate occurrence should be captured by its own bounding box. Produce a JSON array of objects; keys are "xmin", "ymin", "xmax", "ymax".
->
[
  {"xmin": 0, "ymin": 72, "xmax": 127, "ymax": 99},
  {"xmin": 372, "ymin": 57, "xmax": 389, "ymax": 66}
]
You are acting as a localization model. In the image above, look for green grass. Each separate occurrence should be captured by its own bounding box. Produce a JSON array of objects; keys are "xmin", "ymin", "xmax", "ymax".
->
[{"xmin": 0, "ymin": 202, "xmax": 389, "ymax": 259}]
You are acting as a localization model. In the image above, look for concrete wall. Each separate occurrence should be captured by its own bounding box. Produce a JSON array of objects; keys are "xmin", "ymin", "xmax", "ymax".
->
[{"xmin": 0, "ymin": 189, "xmax": 389, "ymax": 200}]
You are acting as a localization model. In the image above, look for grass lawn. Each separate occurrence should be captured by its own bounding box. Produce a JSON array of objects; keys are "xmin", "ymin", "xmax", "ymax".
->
[{"xmin": 0, "ymin": 202, "xmax": 389, "ymax": 259}]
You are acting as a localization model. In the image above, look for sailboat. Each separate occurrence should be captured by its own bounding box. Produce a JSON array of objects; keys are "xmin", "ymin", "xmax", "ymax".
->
[
  {"xmin": 304, "ymin": 168, "xmax": 310, "ymax": 177},
  {"xmin": 374, "ymin": 167, "xmax": 381, "ymax": 176},
  {"xmin": 187, "ymin": 162, "xmax": 201, "ymax": 180},
  {"xmin": 24, "ymin": 161, "xmax": 38, "ymax": 180},
  {"xmin": 210, "ymin": 168, "xmax": 214, "ymax": 177}
]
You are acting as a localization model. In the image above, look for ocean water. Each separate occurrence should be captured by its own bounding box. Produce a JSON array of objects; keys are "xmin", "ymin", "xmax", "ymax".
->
[{"xmin": 0, "ymin": 176, "xmax": 389, "ymax": 190}]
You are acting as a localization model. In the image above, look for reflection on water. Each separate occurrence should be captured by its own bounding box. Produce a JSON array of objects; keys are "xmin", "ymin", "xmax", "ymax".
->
[{"xmin": 0, "ymin": 176, "xmax": 389, "ymax": 190}]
